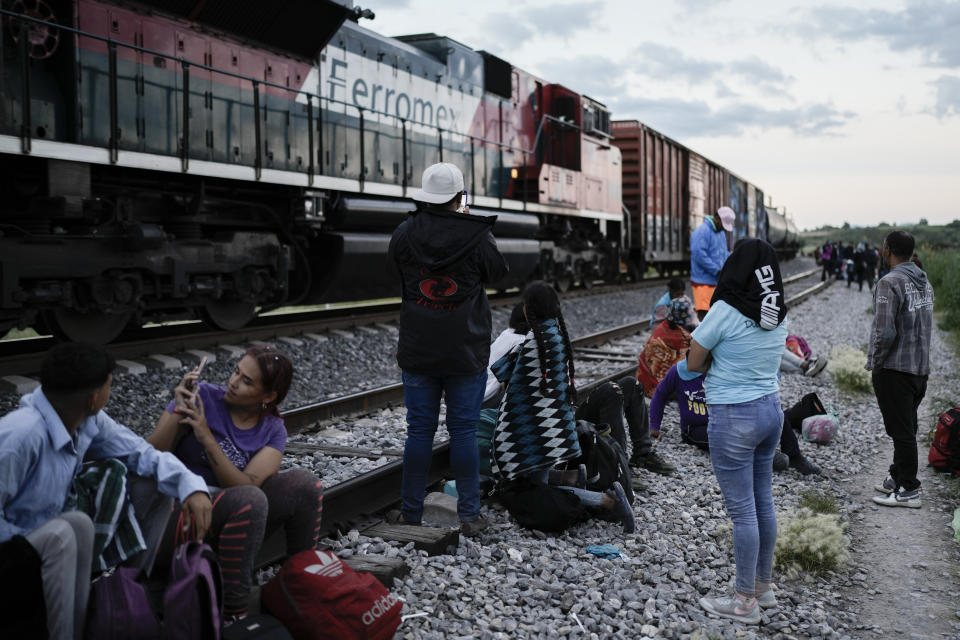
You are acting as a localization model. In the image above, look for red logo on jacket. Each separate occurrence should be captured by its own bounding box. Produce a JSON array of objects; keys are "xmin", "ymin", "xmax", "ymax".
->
[{"xmin": 418, "ymin": 276, "xmax": 458, "ymax": 300}]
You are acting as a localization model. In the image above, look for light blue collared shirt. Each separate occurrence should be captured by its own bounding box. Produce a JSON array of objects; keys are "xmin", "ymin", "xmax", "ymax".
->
[{"xmin": 0, "ymin": 387, "xmax": 208, "ymax": 542}]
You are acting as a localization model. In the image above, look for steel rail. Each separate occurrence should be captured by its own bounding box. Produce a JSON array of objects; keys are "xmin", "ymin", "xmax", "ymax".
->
[{"xmin": 0, "ymin": 279, "xmax": 670, "ymax": 377}]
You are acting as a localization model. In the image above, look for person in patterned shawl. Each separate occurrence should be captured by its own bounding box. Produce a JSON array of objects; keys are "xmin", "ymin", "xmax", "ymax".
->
[
  {"xmin": 636, "ymin": 298, "xmax": 694, "ymax": 397},
  {"xmin": 491, "ymin": 281, "xmax": 635, "ymax": 533}
]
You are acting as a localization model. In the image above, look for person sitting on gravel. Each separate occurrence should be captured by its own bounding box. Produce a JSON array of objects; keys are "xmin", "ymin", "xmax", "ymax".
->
[
  {"xmin": 0, "ymin": 342, "xmax": 212, "ymax": 640},
  {"xmin": 779, "ymin": 347, "xmax": 827, "ymax": 377},
  {"xmin": 482, "ymin": 303, "xmax": 529, "ymax": 409},
  {"xmin": 636, "ymin": 298, "xmax": 694, "ymax": 397},
  {"xmin": 147, "ymin": 346, "xmax": 323, "ymax": 622},
  {"xmin": 575, "ymin": 375, "xmax": 675, "ymax": 476},
  {"xmin": 650, "ymin": 278, "xmax": 699, "ymax": 330},
  {"xmin": 649, "ymin": 363, "xmax": 822, "ymax": 475},
  {"xmin": 685, "ymin": 239, "xmax": 788, "ymax": 625},
  {"xmin": 491, "ymin": 281, "xmax": 636, "ymax": 533}
]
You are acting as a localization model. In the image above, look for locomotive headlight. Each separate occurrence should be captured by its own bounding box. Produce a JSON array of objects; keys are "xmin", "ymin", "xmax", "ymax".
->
[
  {"xmin": 510, "ymin": 168, "xmax": 519, "ymax": 179},
  {"xmin": 300, "ymin": 193, "xmax": 324, "ymax": 221}
]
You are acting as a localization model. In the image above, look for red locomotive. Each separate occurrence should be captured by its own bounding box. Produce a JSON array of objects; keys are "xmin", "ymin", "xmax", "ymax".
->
[{"xmin": 0, "ymin": 0, "xmax": 793, "ymax": 343}]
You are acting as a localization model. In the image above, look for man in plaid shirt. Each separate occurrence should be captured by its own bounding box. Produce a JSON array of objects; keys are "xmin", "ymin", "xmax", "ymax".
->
[{"xmin": 867, "ymin": 230, "xmax": 934, "ymax": 509}]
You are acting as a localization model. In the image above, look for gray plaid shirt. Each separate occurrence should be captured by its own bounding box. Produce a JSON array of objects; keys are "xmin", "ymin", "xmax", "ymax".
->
[{"xmin": 865, "ymin": 262, "xmax": 934, "ymax": 375}]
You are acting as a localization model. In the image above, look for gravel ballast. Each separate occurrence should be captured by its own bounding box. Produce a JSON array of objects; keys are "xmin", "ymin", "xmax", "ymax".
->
[{"xmin": 316, "ymin": 274, "xmax": 960, "ymax": 639}]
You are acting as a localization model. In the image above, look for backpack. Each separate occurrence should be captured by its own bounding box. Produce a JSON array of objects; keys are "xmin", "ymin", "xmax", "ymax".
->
[
  {"xmin": 929, "ymin": 407, "xmax": 960, "ymax": 475},
  {"xmin": 164, "ymin": 540, "xmax": 224, "ymax": 640},
  {"xmin": 785, "ymin": 335, "xmax": 811, "ymax": 360},
  {"xmin": 262, "ymin": 549, "xmax": 401, "ymax": 640},
  {"xmin": 497, "ymin": 476, "xmax": 589, "ymax": 532},
  {"xmin": 575, "ymin": 421, "xmax": 634, "ymax": 505},
  {"xmin": 85, "ymin": 567, "xmax": 162, "ymax": 640}
]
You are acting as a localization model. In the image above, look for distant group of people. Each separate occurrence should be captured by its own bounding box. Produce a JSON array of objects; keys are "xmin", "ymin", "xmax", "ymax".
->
[
  {"xmin": 816, "ymin": 240, "xmax": 881, "ymax": 291},
  {"xmin": 0, "ymin": 161, "xmax": 938, "ymax": 634}
]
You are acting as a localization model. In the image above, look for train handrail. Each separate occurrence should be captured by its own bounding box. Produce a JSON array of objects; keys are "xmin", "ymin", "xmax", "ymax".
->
[{"xmin": 0, "ymin": 6, "xmax": 588, "ymax": 203}]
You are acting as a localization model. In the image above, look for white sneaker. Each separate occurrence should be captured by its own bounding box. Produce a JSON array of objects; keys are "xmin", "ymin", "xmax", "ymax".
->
[{"xmin": 872, "ymin": 487, "xmax": 921, "ymax": 508}]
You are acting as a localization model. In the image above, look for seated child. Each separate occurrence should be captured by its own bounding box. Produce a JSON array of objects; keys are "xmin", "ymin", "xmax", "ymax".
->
[
  {"xmin": 650, "ymin": 278, "xmax": 699, "ymax": 330},
  {"xmin": 637, "ymin": 299, "xmax": 694, "ymax": 397}
]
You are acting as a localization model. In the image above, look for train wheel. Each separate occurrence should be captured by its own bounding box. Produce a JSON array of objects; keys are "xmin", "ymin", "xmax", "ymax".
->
[
  {"xmin": 554, "ymin": 275, "xmax": 572, "ymax": 293},
  {"xmin": 200, "ymin": 299, "xmax": 257, "ymax": 331},
  {"xmin": 45, "ymin": 308, "xmax": 132, "ymax": 344}
]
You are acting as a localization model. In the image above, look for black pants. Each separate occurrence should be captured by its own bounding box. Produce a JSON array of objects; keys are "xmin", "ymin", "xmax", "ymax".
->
[
  {"xmin": 575, "ymin": 376, "xmax": 651, "ymax": 457},
  {"xmin": 872, "ymin": 368, "xmax": 927, "ymax": 491}
]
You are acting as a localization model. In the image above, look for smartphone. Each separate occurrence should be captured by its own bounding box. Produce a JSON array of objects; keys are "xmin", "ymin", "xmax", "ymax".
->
[
  {"xmin": 185, "ymin": 356, "xmax": 207, "ymax": 392},
  {"xmin": 458, "ymin": 189, "xmax": 468, "ymax": 213}
]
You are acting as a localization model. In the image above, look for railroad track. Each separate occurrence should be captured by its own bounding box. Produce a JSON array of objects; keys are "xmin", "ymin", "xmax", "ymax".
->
[
  {"xmin": 0, "ymin": 278, "xmax": 673, "ymax": 378},
  {"xmin": 302, "ymin": 270, "xmax": 828, "ymax": 538}
]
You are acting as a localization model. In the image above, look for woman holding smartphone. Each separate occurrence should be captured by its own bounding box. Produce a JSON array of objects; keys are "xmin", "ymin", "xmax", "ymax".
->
[{"xmin": 148, "ymin": 345, "xmax": 323, "ymax": 622}]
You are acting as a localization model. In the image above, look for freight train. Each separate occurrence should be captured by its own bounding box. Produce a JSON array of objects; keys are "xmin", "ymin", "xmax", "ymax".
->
[{"xmin": 0, "ymin": 0, "xmax": 798, "ymax": 343}]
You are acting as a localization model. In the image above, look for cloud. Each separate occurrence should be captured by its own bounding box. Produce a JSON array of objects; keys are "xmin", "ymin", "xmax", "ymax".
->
[
  {"xmin": 675, "ymin": 0, "xmax": 731, "ymax": 8},
  {"xmin": 610, "ymin": 95, "xmax": 855, "ymax": 138},
  {"xmin": 480, "ymin": 13, "xmax": 535, "ymax": 48},
  {"xmin": 633, "ymin": 43, "xmax": 724, "ymax": 83},
  {"xmin": 798, "ymin": 2, "xmax": 960, "ymax": 67},
  {"xmin": 521, "ymin": 1, "xmax": 605, "ymax": 38},
  {"xmin": 932, "ymin": 75, "xmax": 960, "ymax": 118},
  {"xmin": 479, "ymin": 2, "xmax": 603, "ymax": 51},
  {"xmin": 535, "ymin": 56, "xmax": 625, "ymax": 99},
  {"xmin": 630, "ymin": 43, "xmax": 792, "ymax": 90}
]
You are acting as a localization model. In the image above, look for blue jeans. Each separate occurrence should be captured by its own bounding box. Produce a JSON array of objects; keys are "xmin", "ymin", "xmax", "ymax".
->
[
  {"xmin": 707, "ymin": 392, "xmax": 783, "ymax": 595},
  {"xmin": 401, "ymin": 370, "xmax": 487, "ymax": 523},
  {"xmin": 530, "ymin": 469, "xmax": 605, "ymax": 507}
]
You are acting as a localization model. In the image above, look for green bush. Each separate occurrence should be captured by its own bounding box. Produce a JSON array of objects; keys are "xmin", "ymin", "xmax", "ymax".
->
[
  {"xmin": 827, "ymin": 345, "xmax": 872, "ymax": 394},
  {"xmin": 798, "ymin": 490, "xmax": 838, "ymax": 515},
  {"xmin": 923, "ymin": 247, "xmax": 960, "ymax": 333},
  {"xmin": 775, "ymin": 508, "xmax": 849, "ymax": 576}
]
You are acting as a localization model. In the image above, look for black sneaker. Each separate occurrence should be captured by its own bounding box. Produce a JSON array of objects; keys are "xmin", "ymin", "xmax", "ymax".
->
[
  {"xmin": 874, "ymin": 475, "xmax": 896, "ymax": 495},
  {"xmin": 788, "ymin": 454, "xmax": 821, "ymax": 476},
  {"xmin": 631, "ymin": 451, "xmax": 676, "ymax": 475},
  {"xmin": 605, "ymin": 481, "xmax": 636, "ymax": 533},
  {"xmin": 772, "ymin": 452, "xmax": 789, "ymax": 472}
]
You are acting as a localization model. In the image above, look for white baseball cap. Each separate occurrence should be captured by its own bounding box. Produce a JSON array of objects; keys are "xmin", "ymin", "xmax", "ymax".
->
[
  {"xmin": 412, "ymin": 162, "xmax": 464, "ymax": 205},
  {"xmin": 717, "ymin": 206, "xmax": 735, "ymax": 232}
]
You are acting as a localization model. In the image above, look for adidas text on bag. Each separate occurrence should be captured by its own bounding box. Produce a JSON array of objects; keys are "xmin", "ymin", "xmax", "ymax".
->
[{"xmin": 262, "ymin": 549, "xmax": 402, "ymax": 640}]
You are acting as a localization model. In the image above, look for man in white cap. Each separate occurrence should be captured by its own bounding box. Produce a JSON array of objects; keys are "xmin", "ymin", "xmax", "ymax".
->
[
  {"xmin": 387, "ymin": 162, "xmax": 508, "ymax": 536},
  {"xmin": 690, "ymin": 206, "xmax": 734, "ymax": 321}
]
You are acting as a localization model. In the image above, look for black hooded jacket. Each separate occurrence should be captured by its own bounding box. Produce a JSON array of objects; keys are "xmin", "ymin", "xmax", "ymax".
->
[{"xmin": 388, "ymin": 204, "xmax": 509, "ymax": 375}]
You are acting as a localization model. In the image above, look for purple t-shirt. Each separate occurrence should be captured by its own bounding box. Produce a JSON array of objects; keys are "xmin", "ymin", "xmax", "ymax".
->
[
  {"xmin": 649, "ymin": 364, "xmax": 708, "ymax": 435},
  {"xmin": 166, "ymin": 382, "xmax": 287, "ymax": 486}
]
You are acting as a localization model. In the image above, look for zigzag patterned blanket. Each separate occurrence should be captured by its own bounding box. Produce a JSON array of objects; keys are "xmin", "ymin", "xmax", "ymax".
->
[{"xmin": 490, "ymin": 318, "xmax": 580, "ymax": 480}]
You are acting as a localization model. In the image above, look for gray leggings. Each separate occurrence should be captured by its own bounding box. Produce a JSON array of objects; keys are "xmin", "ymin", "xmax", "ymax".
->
[{"xmin": 26, "ymin": 512, "xmax": 94, "ymax": 640}]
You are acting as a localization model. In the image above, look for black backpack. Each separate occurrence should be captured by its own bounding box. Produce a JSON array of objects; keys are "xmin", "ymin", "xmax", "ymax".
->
[
  {"xmin": 575, "ymin": 420, "xmax": 634, "ymax": 505},
  {"xmin": 498, "ymin": 477, "xmax": 589, "ymax": 532}
]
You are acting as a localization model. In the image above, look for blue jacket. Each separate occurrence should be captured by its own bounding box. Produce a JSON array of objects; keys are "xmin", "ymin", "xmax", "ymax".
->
[{"xmin": 690, "ymin": 217, "xmax": 729, "ymax": 285}]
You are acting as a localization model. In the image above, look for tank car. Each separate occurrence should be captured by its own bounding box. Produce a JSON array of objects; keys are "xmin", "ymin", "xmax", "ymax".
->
[{"xmin": 0, "ymin": 0, "xmax": 625, "ymax": 343}]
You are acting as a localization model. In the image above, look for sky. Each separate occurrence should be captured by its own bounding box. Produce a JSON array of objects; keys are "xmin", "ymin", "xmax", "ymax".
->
[{"xmin": 362, "ymin": 0, "xmax": 960, "ymax": 231}]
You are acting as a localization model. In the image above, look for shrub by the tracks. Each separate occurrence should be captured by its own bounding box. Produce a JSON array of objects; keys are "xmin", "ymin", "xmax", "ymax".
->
[
  {"xmin": 798, "ymin": 489, "xmax": 839, "ymax": 515},
  {"xmin": 775, "ymin": 508, "xmax": 850, "ymax": 577},
  {"xmin": 827, "ymin": 345, "xmax": 872, "ymax": 394},
  {"xmin": 922, "ymin": 247, "xmax": 960, "ymax": 354}
]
